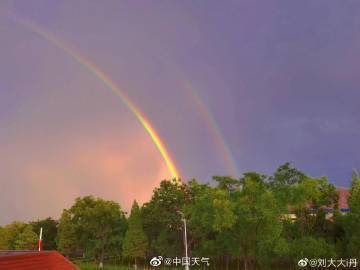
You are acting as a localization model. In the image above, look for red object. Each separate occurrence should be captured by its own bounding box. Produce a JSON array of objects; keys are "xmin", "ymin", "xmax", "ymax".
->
[
  {"xmin": 0, "ymin": 251, "xmax": 78, "ymax": 270},
  {"xmin": 38, "ymin": 240, "xmax": 42, "ymax": 252},
  {"xmin": 337, "ymin": 188, "xmax": 350, "ymax": 209}
]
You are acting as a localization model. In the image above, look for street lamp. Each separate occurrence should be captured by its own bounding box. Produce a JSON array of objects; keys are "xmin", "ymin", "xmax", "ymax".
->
[{"xmin": 177, "ymin": 210, "xmax": 190, "ymax": 270}]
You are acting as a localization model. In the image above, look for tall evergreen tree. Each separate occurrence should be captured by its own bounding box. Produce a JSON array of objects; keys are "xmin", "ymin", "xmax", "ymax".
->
[{"xmin": 123, "ymin": 201, "xmax": 148, "ymax": 268}]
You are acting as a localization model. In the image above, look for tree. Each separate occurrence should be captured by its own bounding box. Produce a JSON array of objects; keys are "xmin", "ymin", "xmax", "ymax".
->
[
  {"xmin": 57, "ymin": 196, "xmax": 127, "ymax": 264},
  {"xmin": 187, "ymin": 175, "xmax": 285, "ymax": 270},
  {"xmin": 31, "ymin": 217, "xmax": 58, "ymax": 250},
  {"xmin": 142, "ymin": 179, "xmax": 187, "ymax": 257},
  {"xmin": 1, "ymin": 222, "xmax": 27, "ymax": 250},
  {"xmin": 344, "ymin": 171, "xmax": 360, "ymax": 256},
  {"xmin": 289, "ymin": 236, "xmax": 335, "ymax": 260},
  {"xmin": 0, "ymin": 163, "xmax": 354, "ymax": 269},
  {"xmin": 185, "ymin": 179, "xmax": 238, "ymax": 270},
  {"xmin": 268, "ymin": 163, "xmax": 306, "ymax": 208},
  {"xmin": 233, "ymin": 173, "xmax": 284, "ymax": 270},
  {"xmin": 270, "ymin": 163, "xmax": 305, "ymax": 188},
  {"xmin": 0, "ymin": 222, "xmax": 38, "ymax": 250},
  {"xmin": 212, "ymin": 176, "xmax": 240, "ymax": 190},
  {"xmin": 0, "ymin": 227, "xmax": 9, "ymax": 249},
  {"xmin": 57, "ymin": 209, "xmax": 78, "ymax": 257},
  {"xmin": 288, "ymin": 176, "xmax": 338, "ymax": 238},
  {"xmin": 14, "ymin": 225, "xmax": 38, "ymax": 250},
  {"xmin": 122, "ymin": 201, "xmax": 148, "ymax": 268},
  {"xmin": 273, "ymin": 169, "xmax": 339, "ymax": 264}
]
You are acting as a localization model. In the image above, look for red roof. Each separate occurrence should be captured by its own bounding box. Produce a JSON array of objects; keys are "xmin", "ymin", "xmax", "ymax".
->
[
  {"xmin": 0, "ymin": 251, "xmax": 78, "ymax": 270},
  {"xmin": 337, "ymin": 188, "xmax": 350, "ymax": 209}
]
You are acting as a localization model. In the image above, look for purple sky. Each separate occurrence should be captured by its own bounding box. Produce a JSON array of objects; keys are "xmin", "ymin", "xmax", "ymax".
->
[{"xmin": 1, "ymin": 0, "xmax": 360, "ymax": 224}]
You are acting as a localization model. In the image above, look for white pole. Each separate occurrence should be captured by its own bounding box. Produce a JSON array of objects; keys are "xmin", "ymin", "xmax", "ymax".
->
[
  {"xmin": 183, "ymin": 218, "xmax": 189, "ymax": 270},
  {"xmin": 38, "ymin": 227, "xmax": 43, "ymax": 251}
]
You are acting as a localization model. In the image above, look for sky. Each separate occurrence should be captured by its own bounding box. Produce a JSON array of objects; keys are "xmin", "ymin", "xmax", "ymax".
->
[{"xmin": 1, "ymin": 0, "xmax": 360, "ymax": 224}]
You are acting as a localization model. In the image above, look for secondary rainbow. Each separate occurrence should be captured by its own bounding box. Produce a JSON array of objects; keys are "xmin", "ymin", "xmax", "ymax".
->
[
  {"xmin": 12, "ymin": 15, "xmax": 180, "ymax": 179},
  {"xmin": 183, "ymin": 81, "xmax": 239, "ymax": 177}
]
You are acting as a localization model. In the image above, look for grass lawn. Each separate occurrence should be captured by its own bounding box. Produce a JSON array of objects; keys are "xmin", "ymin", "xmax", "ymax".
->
[
  {"xmin": 77, "ymin": 263, "xmax": 180, "ymax": 270},
  {"xmin": 76, "ymin": 263, "xmax": 182, "ymax": 270},
  {"xmin": 77, "ymin": 264, "xmax": 138, "ymax": 270}
]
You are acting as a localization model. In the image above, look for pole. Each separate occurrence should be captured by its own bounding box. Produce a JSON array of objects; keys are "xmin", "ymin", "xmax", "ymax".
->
[
  {"xmin": 177, "ymin": 209, "xmax": 190, "ymax": 270},
  {"xmin": 183, "ymin": 217, "xmax": 189, "ymax": 270},
  {"xmin": 38, "ymin": 227, "xmax": 43, "ymax": 252}
]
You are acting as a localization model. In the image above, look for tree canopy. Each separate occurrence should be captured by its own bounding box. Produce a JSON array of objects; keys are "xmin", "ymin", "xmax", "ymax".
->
[
  {"xmin": 1, "ymin": 163, "xmax": 357, "ymax": 270},
  {"xmin": 56, "ymin": 196, "xmax": 127, "ymax": 264},
  {"xmin": 122, "ymin": 200, "xmax": 148, "ymax": 267}
]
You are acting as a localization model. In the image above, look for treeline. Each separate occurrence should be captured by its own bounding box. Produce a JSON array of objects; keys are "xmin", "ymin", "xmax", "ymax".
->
[
  {"xmin": 0, "ymin": 217, "xmax": 57, "ymax": 251},
  {"xmin": 1, "ymin": 163, "xmax": 360, "ymax": 270}
]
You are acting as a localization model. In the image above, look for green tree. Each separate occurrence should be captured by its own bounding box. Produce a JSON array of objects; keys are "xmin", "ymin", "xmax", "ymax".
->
[
  {"xmin": 270, "ymin": 163, "xmax": 305, "ymax": 188},
  {"xmin": 31, "ymin": 217, "xmax": 58, "ymax": 250},
  {"xmin": 186, "ymin": 175, "xmax": 285, "ymax": 270},
  {"xmin": 1, "ymin": 222, "xmax": 27, "ymax": 250},
  {"xmin": 57, "ymin": 196, "xmax": 127, "ymax": 264},
  {"xmin": 122, "ymin": 201, "xmax": 148, "ymax": 268},
  {"xmin": 344, "ymin": 171, "xmax": 360, "ymax": 256},
  {"xmin": 268, "ymin": 163, "xmax": 306, "ymax": 209},
  {"xmin": 288, "ymin": 176, "xmax": 338, "ymax": 238},
  {"xmin": 0, "ymin": 222, "xmax": 38, "ymax": 250},
  {"xmin": 185, "ymin": 179, "xmax": 238, "ymax": 270},
  {"xmin": 14, "ymin": 225, "xmax": 38, "ymax": 250},
  {"xmin": 142, "ymin": 179, "xmax": 187, "ymax": 257},
  {"xmin": 212, "ymin": 176, "xmax": 240, "ymax": 190},
  {"xmin": 0, "ymin": 226, "xmax": 9, "ymax": 249},
  {"xmin": 273, "ymin": 167, "xmax": 339, "ymax": 264},
  {"xmin": 57, "ymin": 209, "xmax": 77, "ymax": 257},
  {"xmin": 289, "ymin": 236, "xmax": 335, "ymax": 260},
  {"xmin": 234, "ymin": 173, "xmax": 284, "ymax": 270}
]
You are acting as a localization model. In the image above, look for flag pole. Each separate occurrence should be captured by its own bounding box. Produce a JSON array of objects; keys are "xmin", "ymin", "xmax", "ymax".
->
[{"xmin": 38, "ymin": 227, "xmax": 43, "ymax": 252}]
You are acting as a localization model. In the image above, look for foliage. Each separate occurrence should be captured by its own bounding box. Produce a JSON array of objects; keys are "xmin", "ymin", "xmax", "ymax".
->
[
  {"xmin": 0, "ymin": 222, "xmax": 38, "ymax": 250},
  {"xmin": 343, "ymin": 171, "xmax": 360, "ymax": 257},
  {"xmin": 288, "ymin": 236, "xmax": 336, "ymax": 261},
  {"xmin": 122, "ymin": 201, "xmax": 148, "ymax": 266},
  {"xmin": 14, "ymin": 225, "xmax": 38, "ymax": 250},
  {"xmin": 31, "ymin": 217, "xmax": 58, "ymax": 250},
  {"xmin": 141, "ymin": 179, "xmax": 187, "ymax": 257},
  {"xmin": 2, "ymin": 163, "xmax": 357, "ymax": 270},
  {"xmin": 234, "ymin": 174, "xmax": 284, "ymax": 269},
  {"xmin": 57, "ymin": 196, "xmax": 127, "ymax": 263},
  {"xmin": 0, "ymin": 227, "xmax": 8, "ymax": 249},
  {"xmin": 57, "ymin": 209, "xmax": 78, "ymax": 256}
]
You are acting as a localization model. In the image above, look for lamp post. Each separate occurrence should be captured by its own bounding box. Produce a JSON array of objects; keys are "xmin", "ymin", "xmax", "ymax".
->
[
  {"xmin": 177, "ymin": 210, "xmax": 189, "ymax": 270},
  {"xmin": 183, "ymin": 216, "xmax": 189, "ymax": 270}
]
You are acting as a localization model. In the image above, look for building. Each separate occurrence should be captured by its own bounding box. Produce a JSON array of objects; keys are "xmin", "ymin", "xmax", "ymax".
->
[
  {"xmin": 0, "ymin": 251, "xmax": 78, "ymax": 270},
  {"xmin": 283, "ymin": 187, "xmax": 350, "ymax": 221},
  {"xmin": 337, "ymin": 187, "xmax": 350, "ymax": 213}
]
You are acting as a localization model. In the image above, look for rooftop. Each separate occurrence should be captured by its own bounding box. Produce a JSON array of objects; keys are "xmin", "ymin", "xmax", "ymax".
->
[{"xmin": 0, "ymin": 251, "xmax": 78, "ymax": 270}]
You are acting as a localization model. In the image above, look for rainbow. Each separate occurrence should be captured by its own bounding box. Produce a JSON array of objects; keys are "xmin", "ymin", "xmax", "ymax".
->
[
  {"xmin": 12, "ymin": 15, "xmax": 180, "ymax": 179},
  {"xmin": 183, "ymin": 81, "xmax": 239, "ymax": 177}
]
